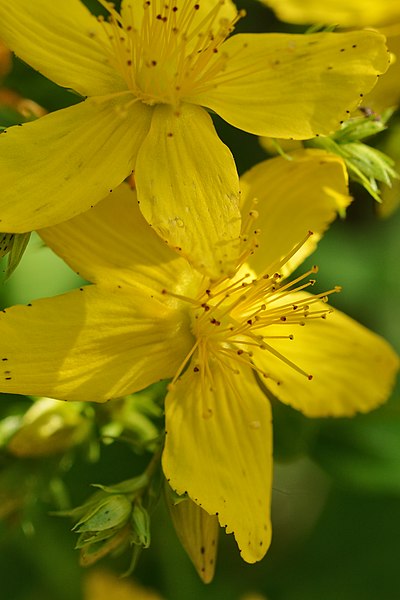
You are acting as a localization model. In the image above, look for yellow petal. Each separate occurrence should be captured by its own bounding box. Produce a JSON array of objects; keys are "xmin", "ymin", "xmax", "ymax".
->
[
  {"xmin": 364, "ymin": 24, "xmax": 400, "ymax": 112},
  {"xmin": 40, "ymin": 183, "xmax": 201, "ymax": 298},
  {"xmin": 0, "ymin": 0, "xmax": 127, "ymax": 97},
  {"xmin": 190, "ymin": 30, "xmax": 390, "ymax": 138},
  {"xmin": 0, "ymin": 285, "xmax": 193, "ymax": 402},
  {"xmin": 0, "ymin": 95, "xmax": 152, "ymax": 232},
  {"xmin": 261, "ymin": 0, "xmax": 400, "ymax": 27},
  {"xmin": 240, "ymin": 149, "xmax": 351, "ymax": 277},
  {"xmin": 163, "ymin": 359, "xmax": 272, "ymax": 563},
  {"xmin": 136, "ymin": 103, "xmax": 241, "ymax": 279},
  {"xmin": 166, "ymin": 493, "xmax": 219, "ymax": 583},
  {"xmin": 252, "ymin": 293, "xmax": 399, "ymax": 417}
]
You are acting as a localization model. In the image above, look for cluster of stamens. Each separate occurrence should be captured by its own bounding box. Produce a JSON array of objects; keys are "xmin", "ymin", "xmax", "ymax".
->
[
  {"xmin": 96, "ymin": 0, "xmax": 245, "ymax": 105},
  {"xmin": 163, "ymin": 210, "xmax": 341, "ymax": 391}
]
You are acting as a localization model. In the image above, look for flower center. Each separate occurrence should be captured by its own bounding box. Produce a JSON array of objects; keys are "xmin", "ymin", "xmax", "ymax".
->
[
  {"xmin": 97, "ymin": 0, "xmax": 243, "ymax": 106},
  {"xmin": 164, "ymin": 226, "xmax": 341, "ymax": 391}
]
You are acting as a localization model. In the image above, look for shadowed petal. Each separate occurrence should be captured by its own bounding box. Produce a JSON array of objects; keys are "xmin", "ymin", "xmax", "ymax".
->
[
  {"xmin": 40, "ymin": 184, "xmax": 201, "ymax": 297},
  {"xmin": 0, "ymin": 95, "xmax": 151, "ymax": 232},
  {"xmin": 240, "ymin": 149, "xmax": 351, "ymax": 277},
  {"xmin": 0, "ymin": 285, "xmax": 193, "ymax": 402}
]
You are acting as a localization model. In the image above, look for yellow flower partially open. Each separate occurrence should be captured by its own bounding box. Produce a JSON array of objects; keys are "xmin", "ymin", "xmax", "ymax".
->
[
  {"xmin": 261, "ymin": 0, "xmax": 400, "ymax": 27},
  {"xmin": 0, "ymin": 150, "xmax": 397, "ymax": 562},
  {"xmin": 261, "ymin": 0, "xmax": 400, "ymax": 113},
  {"xmin": 0, "ymin": 0, "xmax": 391, "ymax": 277}
]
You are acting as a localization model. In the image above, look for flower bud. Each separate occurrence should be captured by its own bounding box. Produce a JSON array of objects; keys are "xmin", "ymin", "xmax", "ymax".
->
[
  {"xmin": 74, "ymin": 494, "xmax": 132, "ymax": 534},
  {"xmin": 8, "ymin": 397, "xmax": 90, "ymax": 457},
  {"xmin": 131, "ymin": 502, "xmax": 151, "ymax": 548}
]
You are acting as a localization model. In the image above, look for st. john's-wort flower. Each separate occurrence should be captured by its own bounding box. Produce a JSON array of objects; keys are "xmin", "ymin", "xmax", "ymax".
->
[
  {"xmin": 0, "ymin": 0, "xmax": 391, "ymax": 277},
  {"xmin": 0, "ymin": 149, "xmax": 397, "ymax": 562}
]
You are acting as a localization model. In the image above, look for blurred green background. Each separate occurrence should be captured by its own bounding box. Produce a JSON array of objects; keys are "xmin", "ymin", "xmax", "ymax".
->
[{"xmin": 1, "ymin": 1, "xmax": 399, "ymax": 599}]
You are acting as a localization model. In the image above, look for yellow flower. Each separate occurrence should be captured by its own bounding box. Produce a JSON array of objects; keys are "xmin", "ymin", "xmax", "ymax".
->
[
  {"xmin": 84, "ymin": 570, "xmax": 163, "ymax": 600},
  {"xmin": 261, "ymin": 0, "xmax": 400, "ymax": 27},
  {"xmin": 261, "ymin": 0, "xmax": 400, "ymax": 113},
  {"xmin": 0, "ymin": 0, "xmax": 391, "ymax": 277},
  {"xmin": 0, "ymin": 150, "xmax": 398, "ymax": 562}
]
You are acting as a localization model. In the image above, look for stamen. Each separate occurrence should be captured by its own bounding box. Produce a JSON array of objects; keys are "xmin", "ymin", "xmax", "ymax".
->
[
  {"xmin": 161, "ymin": 288, "xmax": 200, "ymax": 305},
  {"xmin": 170, "ymin": 338, "xmax": 200, "ymax": 386},
  {"xmin": 216, "ymin": 348, "xmax": 282, "ymax": 386},
  {"xmin": 168, "ymin": 226, "xmax": 342, "ymax": 397},
  {"xmin": 259, "ymin": 341, "xmax": 312, "ymax": 379},
  {"xmin": 95, "ymin": 0, "xmax": 244, "ymax": 105}
]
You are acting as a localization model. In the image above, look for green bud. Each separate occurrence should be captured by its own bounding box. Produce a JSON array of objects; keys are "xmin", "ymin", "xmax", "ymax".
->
[
  {"xmin": 79, "ymin": 526, "xmax": 131, "ymax": 567},
  {"xmin": 91, "ymin": 473, "xmax": 149, "ymax": 496},
  {"xmin": 75, "ymin": 526, "xmax": 122, "ymax": 549},
  {"xmin": 131, "ymin": 502, "xmax": 151, "ymax": 548},
  {"xmin": 74, "ymin": 494, "xmax": 132, "ymax": 533}
]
